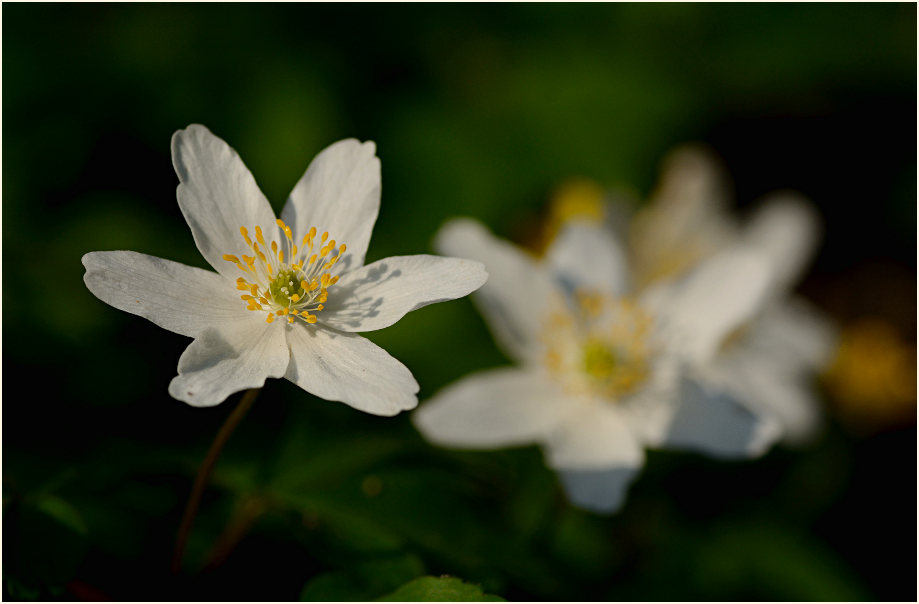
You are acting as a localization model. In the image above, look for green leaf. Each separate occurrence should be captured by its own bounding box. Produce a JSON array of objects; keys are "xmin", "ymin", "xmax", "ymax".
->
[
  {"xmin": 376, "ymin": 576, "xmax": 504, "ymax": 602},
  {"xmin": 300, "ymin": 552, "xmax": 425, "ymax": 601}
]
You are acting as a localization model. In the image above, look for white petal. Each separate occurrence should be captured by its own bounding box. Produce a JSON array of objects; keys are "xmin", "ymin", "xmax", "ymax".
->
[
  {"xmin": 168, "ymin": 318, "xmax": 290, "ymax": 407},
  {"xmin": 705, "ymin": 349, "xmax": 823, "ymax": 446},
  {"xmin": 615, "ymin": 358, "xmax": 681, "ymax": 446},
  {"xmin": 659, "ymin": 377, "xmax": 781, "ymax": 459},
  {"xmin": 280, "ymin": 139, "xmax": 380, "ymax": 273},
  {"xmin": 82, "ymin": 250, "xmax": 248, "ymax": 338},
  {"xmin": 740, "ymin": 366, "xmax": 822, "ymax": 446},
  {"xmin": 435, "ymin": 218, "xmax": 564, "ymax": 365},
  {"xmin": 171, "ymin": 125, "xmax": 279, "ymax": 279},
  {"xmin": 558, "ymin": 467, "xmax": 641, "ymax": 514},
  {"xmin": 743, "ymin": 193, "xmax": 820, "ymax": 297},
  {"xmin": 543, "ymin": 401, "xmax": 644, "ymax": 471},
  {"xmin": 413, "ymin": 368, "xmax": 566, "ymax": 448},
  {"xmin": 652, "ymin": 145, "xmax": 731, "ymax": 216},
  {"xmin": 544, "ymin": 220, "xmax": 631, "ymax": 296},
  {"xmin": 319, "ymin": 255, "xmax": 488, "ymax": 332},
  {"xmin": 630, "ymin": 145, "xmax": 736, "ymax": 288},
  {"xmin": 753, "ymin": 298, "xmax": 838, "ymax": 371},
  {"xmin": 285, "ymin": 325, "xmax": 418, "ymax": 416},
  {"xmin": 642, "ymin": 248, "xmax": 772, "ymax": 363}
]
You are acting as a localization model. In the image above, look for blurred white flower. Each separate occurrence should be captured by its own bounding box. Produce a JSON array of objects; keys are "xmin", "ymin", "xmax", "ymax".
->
[
  {"xmin": 413, "ymin": 218, "xmax": 780, "ymax": 513},
  {"xmin": 83, "ymin": 125, "xmax": 487, "ymax": 414},
  {"xmin": 627, "ymin": 146, "xmax": 837, "ymax": 444}
]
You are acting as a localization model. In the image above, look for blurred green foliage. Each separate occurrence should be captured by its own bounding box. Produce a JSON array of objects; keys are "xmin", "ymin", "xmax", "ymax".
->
[
  {"xmin": 376, "ymin": 576, "xmax": 504, "ymax": 602},
  {"xmin": 3, "ymin": 3, "xmax": 915, "ymax": 601}
]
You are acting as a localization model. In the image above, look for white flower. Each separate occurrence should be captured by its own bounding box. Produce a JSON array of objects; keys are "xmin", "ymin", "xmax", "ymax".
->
[
  {"xmin": 83, "ymin": 125, "xmax": 487, "ymax": 415},
  {"xmin": 413, "ymin": 218, "xmax": 780, "ymax": 513},
  {"xmin": 627, "ymin": 146, "xmax": 837, "ymax": 443}
]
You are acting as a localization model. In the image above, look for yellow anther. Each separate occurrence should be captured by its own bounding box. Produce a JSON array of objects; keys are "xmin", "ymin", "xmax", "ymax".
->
[
  {"xmin": 236, "ymin": 281, "xmax": 249, "ymax": 290},
  {"xmin": 321, "ymin": 274, "xmax": 331, "ymax": 287},
  {"xmin": 304, "ymin": 313, "xmax": 317, "ymax": 324},
  {"xmin": 284, "ymin": 226, "xmax": 293, "ymax": 240},
  {"xmin": 255, "ymin": 226, "xmax": 266, "ymax": 246},
  {"xmin": 278, "ymin": 249, "xmax": 285, "ymax": 263},
  {"xmin": 291, "ymin": 245, "xmax": 298, "ymax": 257},
  {"xmin": 291, "ymin": 309, "xmax": 299, "ymax": 315},
  {"xmin": 242, "ymin": 255, "xmax": 255, "ymax": 266},
  {"xmin": 276, "ymin": 218, "xmax": 287, "ymax": 231},
  {"xmin": 240, "ymin": 226, "xmax": 252, "ymax": 246},
  {"xmin": 256, "ymin": 249, "xmax": 268, "ymax": 263},
  {"xmin": 309, "ymin": 226, "xmax": 317, "ymax": 239},
  {"xmin": 290, "ymin": 294, "xmax": 301, "ymax": 302},
  {"xmin": 288, "ymin": 316, "xmax": 295, "ymax": 324},
  {"xmin": 301, "ymin": 280, "xmax": 310, "ymax": 290},
  {"xmin": 308, "ymin": 254, "xmax": 317, "ymax": 266},
  {"xmin": 266, "ymin": 314, "xmax": 275, "ymax": 323},
  {"xmin": 281, "ymin": 308, "xmax": 289, "ymax": 315},
  {"xmin": 321, "ymin": 240, "xmax": 336, "ymax": 256},
  {"xmin": 330, "ymin": 276, "xmax": 339, "ymax": 285},
  {"xmin": 321, "ymin": 231, "xmax": 328, "ymax": 243},
  {"xmin": 271, "ymin": 241, "xmax": 278, "ymax": 255},
  {"xmin": 240, "ymin": 295, "xmax": 254, "ymax": 301},
  {"xmin": 338, "ymin": 243, "xmax": 347, "ymax": 254},
  {"xmin": 259, "ymin": 297, "xmax": 269, "ymax": 305},
  {"xmin": 276, "ymin": 310, "xmax": 284, "ymax": 316},
  {"xmin": 249, "ymin": 285, "xmax": 258, "ymax": 296},
  {"xmin": 317, "ymin": 304, "xmax": 324, "ymax": 311},
  {"xmin": 318, "ymin": 293, "xmax": 328, "ymax": 303},
  {"xmin": 222, "ymin": 254, "xmax": 241, "ymax": 263}
]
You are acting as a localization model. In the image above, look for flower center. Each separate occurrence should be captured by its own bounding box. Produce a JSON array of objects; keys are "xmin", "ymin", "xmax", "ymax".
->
[
  {"xmin": 582, "ymin": 338, "xmax": 619, "ymax": 379},
  {"xmin": 222, "ymin": 218, "xmax": 347, "ymax": 325},
  {"xmin": 543, "ymin": 291, "xmax": 652, "ymax": 400}
]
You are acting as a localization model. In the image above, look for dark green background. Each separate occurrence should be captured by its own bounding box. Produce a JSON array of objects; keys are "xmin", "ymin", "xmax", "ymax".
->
[{"xmin": 3, "ymin": 3, "xmax": 916, "ymax": 601}]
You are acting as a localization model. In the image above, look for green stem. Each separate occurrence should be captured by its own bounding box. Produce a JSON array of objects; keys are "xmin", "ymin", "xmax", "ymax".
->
[{"xmin": 171, "ymin": 387, "xmax": 260, "ymax": 573}]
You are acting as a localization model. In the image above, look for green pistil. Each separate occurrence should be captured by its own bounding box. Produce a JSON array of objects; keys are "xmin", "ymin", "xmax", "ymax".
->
[
  {"xmin": 269, "ymin": 269, "xmax": 306, "ymax": 307},
  {"xmin": 582, "ymin": 339, "xmax": 618, "ymax": 381}
]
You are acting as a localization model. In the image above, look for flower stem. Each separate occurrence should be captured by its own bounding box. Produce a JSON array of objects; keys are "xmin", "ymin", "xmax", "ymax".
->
[{"xmin": 171, "ymin": 387, "xmax": 260, "ymax": 574}]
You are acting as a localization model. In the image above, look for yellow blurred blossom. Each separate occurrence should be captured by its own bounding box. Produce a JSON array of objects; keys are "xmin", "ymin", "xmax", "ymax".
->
[
  {"xmin": 536, "ymin": 178, "xmax": 607, "ymax": 253},
  {"xmin": 824, "ymin": 318, "xmax": 917, "ymax": 431}
]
